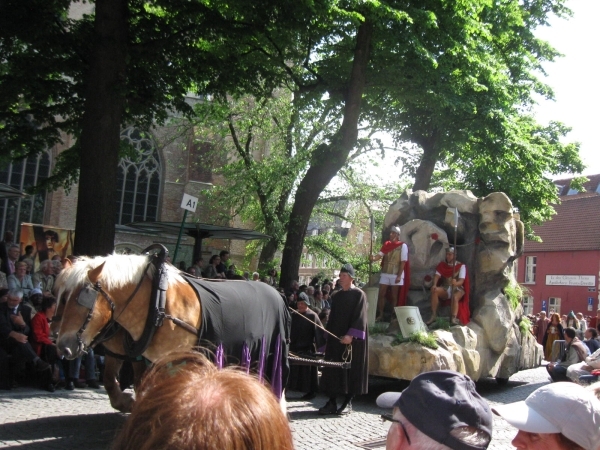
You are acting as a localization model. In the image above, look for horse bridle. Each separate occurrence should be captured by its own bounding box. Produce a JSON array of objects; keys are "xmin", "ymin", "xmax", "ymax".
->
[{"xmin": 73, "ymin": 262, "xmax": 151, "ymax": 354}]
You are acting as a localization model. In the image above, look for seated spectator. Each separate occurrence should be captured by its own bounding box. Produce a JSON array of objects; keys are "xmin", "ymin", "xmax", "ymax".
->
[
  {"xmin": 27, "ymin": 287, "xmax": 44, "ymax": 313},
  {"xmin": 306, "ymin": 286, "xmax": 315, "ymax": 305},
  {"xmin": 583, "ymin": 327, "xmax": 600, "ymax": 354},
  {"xmin": 311, "ymin": 290, "xmax": 325, "ymax": 312},
  {"xmin": 18, "ymin": 245, "xmax": 36, "ymax": 263},
  {"xmin": 0, "ymin": 289, "xmax": 51, "ymax": 389},
  {"xmin": 5, "ymin": 244, "xmax": 20, "ymax": 276},
  {"xmin": 225, "ymin": 264, "xmax": 238, "ymax": 279},
  {"xmin": 203, "ymin": 255, "xmax": 225, "ymax": 279},
  {"xmin": 30, "ymin": 297, "xmax": 60, "ymax": 392},
  {"xmin": 493, "ymin": 382, "xmax": 600, "ymax": 450},
  {"xmin": 251, "ymin": 272, "xmax": 260, "ymax": 281},
  {"xmin": 187, "ymin": 266, "xmax": 199, "ymax": 276},
  {"xmin": 32, "ymin": 260, "xmax": 55, "ymax": 298},
  {"xmin": 547, "ymin": 327, "xmax": 587, "ymax": 382},
  {"xmin": 267, "ymin": 268, "xmax": 278, "ymax": 287},
  {"xmin": 52, "ymin": 259, "xmax": 63, "ymax": 276},
  {"xmin": 111, "ymin": 351, "xmax": 294, "ymax": 450},
  {"xmin": 216, "ymin": 250, "xmax": 230, "ymax": 275},
  {"xmin": 285, "ymin": 280, "xmax": 299, "ymax": 305},
  {"xmin": 321, "ymin": 290, "xmax": 331, "ymax": 310},
  {"xmin": 318, "ymin": 309, "xmax": 330, "ymax": 328},
  {"xmin": 242, "ymin": 271, "xmax": 249, "ymax": 281},
  {"xmin": 192, "ymin": 258, "xmax": 204, "ymax": 275},
  {"xmin": 377, "ymin": 371, "xmax": 492, "ymax": 449},
  {"xmin": 8, "ymin": 262, "xmax": 33, "ymax": 300},
  {"xmin": 22, "ymin": 258, "xmax": 35, "ymax": 275},
  {"xmin": 0, "ymin": 265, "xmax": 7, "ymax": 290},
  {"xmin": 66, "ymin": 348, "xmax": 100, "ymax": 390}
]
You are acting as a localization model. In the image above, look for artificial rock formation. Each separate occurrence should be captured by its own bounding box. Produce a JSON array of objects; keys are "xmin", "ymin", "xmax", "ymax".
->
[{"xmin": 369, "ymin": 190, "xmax": 541, "ymax": 381}]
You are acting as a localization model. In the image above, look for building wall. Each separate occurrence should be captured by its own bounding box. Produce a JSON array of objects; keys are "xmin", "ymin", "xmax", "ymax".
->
[{"xmin": 517, "ymin": 250, "xmax": 600, "ymax": 315}]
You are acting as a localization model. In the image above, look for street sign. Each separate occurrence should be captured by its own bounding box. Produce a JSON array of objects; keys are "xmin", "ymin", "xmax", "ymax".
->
[
  {"xmin": 542, "ymin": 300, "xmax": 547, "ymax": 312},
  {"xmin": 589, "ymin": 297, "xmax": 594, "ymax": 311},
  {"xmin": 180, "ymin": 193, "xmax": 199, "ymax": 212},
  {"xmin": 589, "ymin": 287, "xmax": 596, "ymax": 292}
]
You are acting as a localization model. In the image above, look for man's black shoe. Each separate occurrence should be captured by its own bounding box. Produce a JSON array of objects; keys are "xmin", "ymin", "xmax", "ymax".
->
[
  {"xmin": 65, "ymin": 381, "xmax": 74, "ymax": 390},
  {"xmin": 34, "ymin": 359, "xmax": 51, "ymax": 372},
  {"xmin": 86, "ymin": 379, "xmax": 101, "ymax": 389},
  {"xmin": 301, "ymin": 392, "xmax": 316, "ymax": 400},
  {"xmin": 318, "ymin": 400, "xmax": 337, "ymax": 415},
  {"xmin": 336, "ymin": 401, "xmax": 352, "ymax": 415}
]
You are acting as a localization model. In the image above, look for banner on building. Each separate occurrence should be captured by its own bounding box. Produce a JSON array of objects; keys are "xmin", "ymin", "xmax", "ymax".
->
[
  {"xmin": 19, "ymin": 223, "xmax": 75, "ymax": 268},
  {"xmin": 545, "ymin": 275, "xmax": 595, "ymax": 286}
]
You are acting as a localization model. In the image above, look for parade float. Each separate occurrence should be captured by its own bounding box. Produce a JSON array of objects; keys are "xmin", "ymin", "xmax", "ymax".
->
[{"xmin": 367, "ymin": 190, "xmax": 543, "ymax": 382}]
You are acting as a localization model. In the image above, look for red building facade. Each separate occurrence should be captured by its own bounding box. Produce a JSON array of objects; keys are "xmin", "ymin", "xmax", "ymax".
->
[{"xmin": 517, "ymin": 175, "xmax": 600, "ymax": 316}]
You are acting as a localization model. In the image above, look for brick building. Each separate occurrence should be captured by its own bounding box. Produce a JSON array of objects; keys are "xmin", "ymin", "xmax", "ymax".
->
[
  {"xmin": 517, "ymin": 174, "xmax": 600, "ymax": 315},
  {"xmin": 0, "ymin": 117, "xmax": 253, "ymax": 268}
]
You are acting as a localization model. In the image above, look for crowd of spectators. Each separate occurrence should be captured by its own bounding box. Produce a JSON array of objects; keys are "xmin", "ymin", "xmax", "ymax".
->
[
  {"xmin": 0, "ymin": 235, "xmax": 98, "ymax": 392},
  {"xmin": 527, "ymin": 307, "xmax": 600, "ymax": 385}
]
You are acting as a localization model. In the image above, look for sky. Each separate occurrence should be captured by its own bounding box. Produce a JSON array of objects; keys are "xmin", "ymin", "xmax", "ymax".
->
[{"xmin": 532, "ymin": 0, "xmax": 600, "ymax": 177}]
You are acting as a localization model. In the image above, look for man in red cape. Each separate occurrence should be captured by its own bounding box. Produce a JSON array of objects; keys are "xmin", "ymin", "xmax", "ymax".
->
[
  {"xmin": 426, "ymin": 247, "xmax": 470, "ymax": 326},
  {"xmin": 369, "ymin": 226, "xmax": 410, "ymax": 321}
]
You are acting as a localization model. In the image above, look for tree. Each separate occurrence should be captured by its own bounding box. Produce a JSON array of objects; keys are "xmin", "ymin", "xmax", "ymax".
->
[{"xmin": 0, "ymin": 0, "xmax": 337, "ymax": 255}]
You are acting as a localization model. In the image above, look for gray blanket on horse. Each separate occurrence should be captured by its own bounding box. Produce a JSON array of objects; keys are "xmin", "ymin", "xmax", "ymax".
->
[{"xmin": 182, "ymin": 276, "xmax": 290, "ymax": 397}]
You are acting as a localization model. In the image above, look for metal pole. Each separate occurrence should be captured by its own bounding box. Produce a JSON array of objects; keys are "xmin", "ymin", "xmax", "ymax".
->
[{"xmin": 173, "ymin": 209, "xmax": 188, "ymax": 263}]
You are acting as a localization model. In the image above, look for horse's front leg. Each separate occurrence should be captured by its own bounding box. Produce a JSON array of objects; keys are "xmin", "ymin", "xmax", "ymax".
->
[{"xmin": 103, "ymin": 356, "xmax": 135, "ymax": 413}]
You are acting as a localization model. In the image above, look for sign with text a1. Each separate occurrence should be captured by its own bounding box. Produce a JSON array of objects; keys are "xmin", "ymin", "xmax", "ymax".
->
[{"xmin": 180, "ymin": 193, "xmax": 199, "ymax": 213}]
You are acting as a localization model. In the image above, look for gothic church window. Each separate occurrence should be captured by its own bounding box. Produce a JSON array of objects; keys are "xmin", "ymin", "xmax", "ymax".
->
[
  {"xmin": 116, "ymin": 128, "xmax": 161, "ymax": 225},
  {"xmin": 0, "ymin": 152, "xmax": 51, "ymax": 237}
]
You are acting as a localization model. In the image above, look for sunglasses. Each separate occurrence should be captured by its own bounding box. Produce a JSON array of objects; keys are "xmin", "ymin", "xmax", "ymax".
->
[{"xmin": 381, "ymin": 414, "xmax": 411, "ymax": 445}]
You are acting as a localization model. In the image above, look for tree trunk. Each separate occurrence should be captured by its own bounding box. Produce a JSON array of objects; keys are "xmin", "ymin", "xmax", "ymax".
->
[
  {"xmin": 257, "ymin": 237, "xmax": 280, "ymax": 272},
  {"xmin": 412, "ymin": 134, "xmax": 440, "ymax": 192},
  {"xmin": 73, "ymin": 0, "xmax": 128, "ymax": 256},
  {"xmin": 279, "ymin": 21, "xmax": 373, "ymax": 290}
]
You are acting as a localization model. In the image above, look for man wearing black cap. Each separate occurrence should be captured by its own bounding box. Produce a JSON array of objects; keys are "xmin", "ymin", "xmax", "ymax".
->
[
  {"xmin": 318, "ymin": 264, "xmax": 368, "ymax": 415},
  {"xmin": 377, "ymin": 370, "xmax": 492, "ymax": 450}
]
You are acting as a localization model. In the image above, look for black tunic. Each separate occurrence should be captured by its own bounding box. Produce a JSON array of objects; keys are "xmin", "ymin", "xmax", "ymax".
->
[
  {"xmin": 287, "ymin": 308, "xmax": 325, "ymax": 393},
  {"xmin": 320, "ymin": 287, "xmax": 368, "ymax": 396}
]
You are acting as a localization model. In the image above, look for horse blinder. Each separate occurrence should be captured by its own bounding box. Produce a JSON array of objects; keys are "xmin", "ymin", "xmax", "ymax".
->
[{"xmin": 77, "ymin": 286, "xmax": 99, "ymax": 310}]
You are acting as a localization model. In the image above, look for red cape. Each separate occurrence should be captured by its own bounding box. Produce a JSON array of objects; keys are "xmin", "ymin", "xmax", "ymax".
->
[
  {"xmin": 379, "ymin": 240, "xmax": 410, "ymax": 307},
  {"xmin": 436, "ymin": 261, "xmax": 470, "ymax": 325}
]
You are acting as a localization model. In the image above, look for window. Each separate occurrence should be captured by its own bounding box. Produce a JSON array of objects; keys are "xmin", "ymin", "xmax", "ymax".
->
[
  {"xmin": 307, "ymin": 253, "xmax": 314, "ymax": 268},
  {"xmin": 548, "ymin": 297, "xmax": 561, "ymax": 315},
  {"xmin": 567, "ymin": 188, "xmax": 579, "ymax": 195},
  {"xmin": 0, "ymin": 151, "xmax": 51, "ymax": 238},
  {"xmin": 522, "ymin": 296, "xmax": 533, "ymax": 315},
  {"xmin": 525, "ymin": 256, "xmax": 537, "ymax": 283},
  {"xmin": 116, "ymin": 128, "xmax": 161, "ymax": 225}
]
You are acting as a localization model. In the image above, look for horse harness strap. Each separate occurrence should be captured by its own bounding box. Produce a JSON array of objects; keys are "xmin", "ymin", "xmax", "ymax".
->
[{"xmin": 74, "ymin": 262, "xmax": 151, "ymax": 353}]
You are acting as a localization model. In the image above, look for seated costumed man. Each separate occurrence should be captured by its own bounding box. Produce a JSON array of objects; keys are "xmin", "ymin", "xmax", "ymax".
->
[
  {"xmin": 426, "ymin": 247, "xmax": 470, "ymax": 326},
  {"xmin": 369, "ymin": 226, "xmax": 409, "ymax": 322}
]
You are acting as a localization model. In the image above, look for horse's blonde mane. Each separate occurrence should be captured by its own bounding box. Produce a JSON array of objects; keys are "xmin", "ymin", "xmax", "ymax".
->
[{"xmin": 55, "ymin": 254, "xmax": 184, "ymax": 300}]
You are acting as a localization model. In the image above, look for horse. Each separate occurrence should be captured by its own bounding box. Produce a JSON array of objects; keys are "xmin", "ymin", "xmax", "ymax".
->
[
  {"xmin": 52, "ymin": 259, "xmax": 147, "ymax": 412},
  {"xmin": 54, "ymin": 251, "xmax": 290, "ymax": 411}
]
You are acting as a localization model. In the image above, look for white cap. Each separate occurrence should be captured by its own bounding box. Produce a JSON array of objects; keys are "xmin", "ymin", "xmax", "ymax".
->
[{"xmin": 492, "ymin": 382, "xmax": 600, "ymax": 450}]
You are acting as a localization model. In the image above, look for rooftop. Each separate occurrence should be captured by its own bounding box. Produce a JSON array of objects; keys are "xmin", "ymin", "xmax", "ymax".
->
[{"xmin": 524, "ymin": 192, "xmax": 600, "ymax": 252}]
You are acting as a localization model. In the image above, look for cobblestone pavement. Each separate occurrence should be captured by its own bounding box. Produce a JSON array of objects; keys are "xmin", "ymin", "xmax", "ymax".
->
[{"xmin": 0, "ymin": 366, "xmax": 550, "ymax": 449}]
